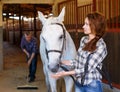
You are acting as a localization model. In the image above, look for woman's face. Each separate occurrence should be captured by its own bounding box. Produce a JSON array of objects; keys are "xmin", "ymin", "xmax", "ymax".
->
[{"xmin": 83, "ymin": 17, "xmax": 92, "ymax": 35}]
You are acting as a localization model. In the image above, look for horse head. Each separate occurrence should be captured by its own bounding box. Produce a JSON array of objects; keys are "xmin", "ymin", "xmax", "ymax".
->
[{"xmin": 38, "ymin": 7, "xmax": 66, "ymax": 73}]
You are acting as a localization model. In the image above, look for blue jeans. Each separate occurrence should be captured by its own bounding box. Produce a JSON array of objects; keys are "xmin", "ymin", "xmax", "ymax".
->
[
  {"xmin": 27, "ymin": 54, "xmax": 38, "ymax": 80},
  {"xmin": 75, "ymin": 80, "xmax": 103, "ymax": 92}
]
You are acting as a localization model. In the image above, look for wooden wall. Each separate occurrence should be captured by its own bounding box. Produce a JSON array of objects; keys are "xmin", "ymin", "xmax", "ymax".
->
[{"xmin": 58, "ymin": 0, "xmax": 120, "ymax": 85}]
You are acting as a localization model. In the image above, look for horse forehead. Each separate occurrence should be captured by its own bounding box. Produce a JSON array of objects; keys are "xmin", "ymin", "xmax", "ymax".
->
[{"xmin": 42, "ymin": 25, "xmax": 63, "ymax": 36}]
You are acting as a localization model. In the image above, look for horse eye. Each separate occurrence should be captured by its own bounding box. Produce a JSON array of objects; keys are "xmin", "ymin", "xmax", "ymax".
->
[{"xmin": 59, "ymin": 35, "xmax": 64, "ymax": 39}]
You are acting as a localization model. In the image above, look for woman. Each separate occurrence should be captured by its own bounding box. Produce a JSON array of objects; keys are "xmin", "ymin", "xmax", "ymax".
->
[{"xmin": 51, "ymin": 12, "xmax": 107, "ymax": 92}]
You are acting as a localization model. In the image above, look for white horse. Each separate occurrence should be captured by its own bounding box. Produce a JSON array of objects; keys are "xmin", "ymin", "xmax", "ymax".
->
[{"xmin": 38, "ymin": 7, "xmax": 77, "ymax": 92}]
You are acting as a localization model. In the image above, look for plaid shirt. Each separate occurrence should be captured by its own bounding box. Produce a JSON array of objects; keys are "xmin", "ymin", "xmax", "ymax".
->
[
  {"xmin": 71, "ymin": 36, "xmax": 107, "ymax": 85},
  {"xmin": 21, "ymin": 36, "xmax": 38, "ymax": 55}
]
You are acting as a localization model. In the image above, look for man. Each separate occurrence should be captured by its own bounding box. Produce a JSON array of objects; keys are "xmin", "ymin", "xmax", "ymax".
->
[{"xmin": 21, "ymin": 32, "xmax": 38, "ymax": 82}]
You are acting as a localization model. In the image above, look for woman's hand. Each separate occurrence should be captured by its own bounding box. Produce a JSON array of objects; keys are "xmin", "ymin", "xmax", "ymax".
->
[
  {"xmin": 51, "ymin": 70, "xmax": 75, "ymax": 79},
  {"xmin": 61, "ymin": 60, "xmax": 71, "ymax": 66},
  {"xmin": 51, "ymin": 71, "xmax": 66, "ymax": 79}
]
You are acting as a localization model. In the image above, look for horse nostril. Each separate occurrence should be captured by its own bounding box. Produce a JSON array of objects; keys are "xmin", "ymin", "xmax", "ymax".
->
[
  {"xmin": 48, "ymin": 64, "xmax": 59, "ymax": 73},
  {"xmin": 51, "ymin": 69, "xmax": 57, "ymax": 73}
]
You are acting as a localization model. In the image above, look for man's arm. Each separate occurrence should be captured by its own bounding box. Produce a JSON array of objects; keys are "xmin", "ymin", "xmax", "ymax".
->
[
  {"xmin": 23, "ymin": 49, "xmax": 30, "ymax": 58},
  {"xmin": 27, "ymin": 37, "xmax": 38, "ymax": 66},
  {"xmin": 27, "ymin": 53, "xmax": 35, "ymax": 66}
]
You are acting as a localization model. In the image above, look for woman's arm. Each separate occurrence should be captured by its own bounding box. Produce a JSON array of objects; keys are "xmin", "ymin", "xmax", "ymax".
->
[{"xmin": 51, "ymin": 70, "xmax": 75, "ymax": 79}]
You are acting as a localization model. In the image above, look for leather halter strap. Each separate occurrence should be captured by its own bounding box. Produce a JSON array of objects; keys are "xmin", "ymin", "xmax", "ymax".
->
[{"xmin": 45, "ymin": 23, "xmax": 66, "ymax": 60}]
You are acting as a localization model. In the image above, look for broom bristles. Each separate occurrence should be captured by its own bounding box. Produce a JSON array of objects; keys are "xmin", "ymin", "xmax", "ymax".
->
[{"xmin": 17, "ymin": 84, "xmax": 38, "ymax": 90}]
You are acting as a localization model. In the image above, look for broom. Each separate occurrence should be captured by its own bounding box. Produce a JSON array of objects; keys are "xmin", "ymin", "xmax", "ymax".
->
[
  {"xmin": 17, "ymin": 84, "xmax": 38, "ymax": 90},
  {"xmin": 17, "ymin": 71, "xmax": 38, "ymax": 90},
  {"xmin": 17, "ymin": 60, "xmax": 38, "ymax": 90}
]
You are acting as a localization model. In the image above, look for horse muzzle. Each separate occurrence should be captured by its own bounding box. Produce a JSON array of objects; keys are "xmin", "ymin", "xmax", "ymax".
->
[{"xmin": 48, "ymin": 63, "xmax": 60, "ymax": 73}]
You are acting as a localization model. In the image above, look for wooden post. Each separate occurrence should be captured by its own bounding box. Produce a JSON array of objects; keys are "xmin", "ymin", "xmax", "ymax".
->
[
  {"xmin": 92, "ymin": 0, "xmax": 96, "ymax": 12},
  {"xmin": 33, "ymin": 4, "xmax": 36, "ymax": 37},
  {"xmin": 19, "ymin": 4, "xmax": 22, "ymax": 40},
  {"xmin": 75, "ymin": 0, "xmax": 79, "ymax": 49},
  {"xmin": 0, "ymin": 2, "xmax": 3, "ymax": 70},
  {"xmin": 116, "ymin": 0, "xmax": 118, "ymax": 28},
  {"xmin": 109, "ymin": 0, "xmax": 111, "ymax": 28},
  {"xmin": 13, "ymin": 10, "xmax": 15, "ymax": 44},
  {"xmin": 6, "ymin": 10, "xmax": 9, "ymax": 41}
]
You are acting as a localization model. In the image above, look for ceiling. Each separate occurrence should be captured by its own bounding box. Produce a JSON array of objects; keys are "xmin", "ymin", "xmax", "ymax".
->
[{"xmin": 3, "ymin": 4, "xmax": 52, "ymax": 18}]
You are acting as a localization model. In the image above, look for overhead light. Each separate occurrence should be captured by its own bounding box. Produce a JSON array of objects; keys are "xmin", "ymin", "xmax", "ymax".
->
[
  {"xmin": 49, "ymin": 13, "xmax": 53, "ymax": 16},
  {"xmin": 48, "ymin": 13, "xmax": 53, "ymax": 17},
  {"xmin": 9, "ymin": 13, "xmax": 11, "ymax": 15},
  {"xmin": 14, "ymin": 14, "xmax": 16, "ymax": 16},
  {"xmin": 9, "ymin": 16, "xmax": 36, "ymax": 21},
  {"xmin": 9, "ymin": 16, "xmax": 19, "ymax": 20},
  {"xmin": 3, "ymin": 13, "xmax": 6, "ymax": 16}
]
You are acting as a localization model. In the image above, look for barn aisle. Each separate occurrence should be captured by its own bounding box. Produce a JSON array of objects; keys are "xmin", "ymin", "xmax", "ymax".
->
[
  {"xmin": 1, "ymin": 42, "xmax": 67, "ymax": 92},
  {"xmin": 0, "ymin": 42, "xmax": 46, "ymax": 92},
  {"xmin": 1, "ymin": 42, "xmax": 120, "ymax": 92}
]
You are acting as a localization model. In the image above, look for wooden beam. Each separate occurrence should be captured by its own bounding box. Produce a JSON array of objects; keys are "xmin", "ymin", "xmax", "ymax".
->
[{"xmin": 1, "ymin": 0, "xmax": 54, "ymax": 4}]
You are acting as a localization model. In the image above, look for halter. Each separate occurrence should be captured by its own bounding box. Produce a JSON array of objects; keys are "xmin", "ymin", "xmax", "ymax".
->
[{"xmin": 45, "ymin": 23, "xmax": 66, "ymax": 60}]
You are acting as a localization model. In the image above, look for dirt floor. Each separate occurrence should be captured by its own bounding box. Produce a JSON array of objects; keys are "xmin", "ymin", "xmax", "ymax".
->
[
  {"xmin": 1, "ymin": 42, "xmax": 120, "ymax": 92},
  {"xmin": 1, "ymin": 42, "xmax": 46, "ymax": 92}
]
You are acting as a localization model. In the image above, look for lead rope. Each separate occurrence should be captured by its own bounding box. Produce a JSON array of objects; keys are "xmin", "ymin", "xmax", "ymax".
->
[{"xmin": 60, "ymin": 53, "xmax": 91, "ymax": 86}]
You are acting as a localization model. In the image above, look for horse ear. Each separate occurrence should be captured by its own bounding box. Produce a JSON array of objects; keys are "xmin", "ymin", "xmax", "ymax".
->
[
  {"xmin": 38, "ymin": 11, "xmax": 46, "ymax": 24},
  {"xmin": 57, "ymin": 6, "xmax": 65, "ymax": 22}
]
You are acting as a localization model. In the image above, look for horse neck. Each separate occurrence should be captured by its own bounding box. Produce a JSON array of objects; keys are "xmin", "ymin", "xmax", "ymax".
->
[{"xmin": 61, "ymin": 31, "xmax": 77, "ymax": 60}]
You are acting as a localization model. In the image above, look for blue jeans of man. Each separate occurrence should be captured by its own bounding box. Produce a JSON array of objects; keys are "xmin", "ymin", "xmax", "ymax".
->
[
  {"xmin": 27, "ymin": 54, "xmax": 37, "ymax": 80},
  {"xmin": 75, "ymin": 80, "xmax": 103, "ymax": 92}
]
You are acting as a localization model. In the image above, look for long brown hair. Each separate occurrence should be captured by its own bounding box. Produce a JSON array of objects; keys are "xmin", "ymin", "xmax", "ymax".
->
[{"xmin": 83, "ymin": 12, "xmax": 106, "ymax": 52}]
